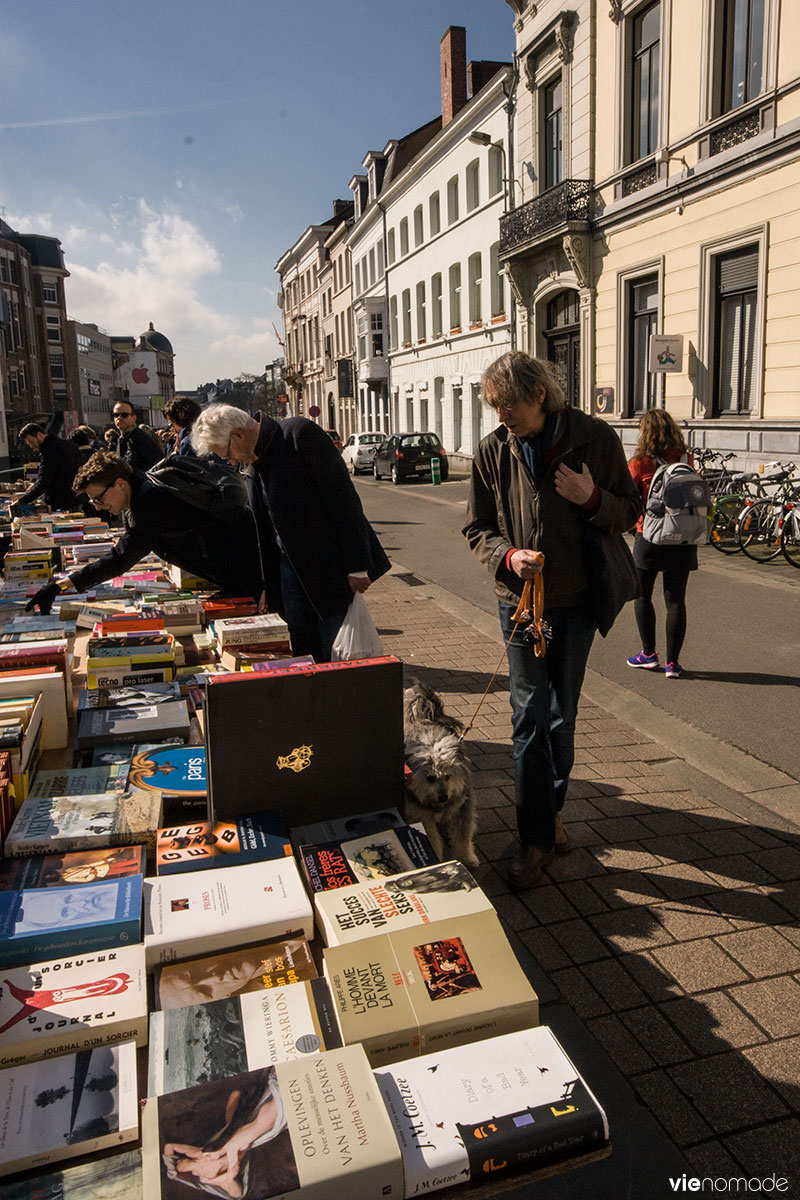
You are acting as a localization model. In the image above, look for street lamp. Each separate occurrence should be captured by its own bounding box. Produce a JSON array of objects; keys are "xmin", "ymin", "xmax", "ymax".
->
[{"xmin": 468, "ymin": 129, "xmax": 513, "ymax": 213}]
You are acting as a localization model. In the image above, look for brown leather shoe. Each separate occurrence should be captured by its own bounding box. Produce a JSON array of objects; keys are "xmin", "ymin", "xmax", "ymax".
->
[
  {"xmin": 554, "ymin": 814, "xmax": 573, "ymax": 855},
  {"xmin": 508, "ymin": 844, "xmax": 555, "ymax": 890}
]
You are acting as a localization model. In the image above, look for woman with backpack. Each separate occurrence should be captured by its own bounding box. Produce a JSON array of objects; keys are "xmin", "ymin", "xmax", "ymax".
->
[{"xmin": 626, "ymin": 409, "xmax": 697, "ymax": 679}]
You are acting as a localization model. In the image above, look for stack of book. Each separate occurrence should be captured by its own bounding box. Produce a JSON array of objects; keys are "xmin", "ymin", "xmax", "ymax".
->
[
  {"xmin": 210, "ymin": 613, "xmax": 293, "ymax": 666},
  {"xmin": 85, "ymin": 630, "xmax": 178, "ymax": 690},
  {"xmin": 2, "ymin": 549, "xmax": 59, "ymax": 585}
]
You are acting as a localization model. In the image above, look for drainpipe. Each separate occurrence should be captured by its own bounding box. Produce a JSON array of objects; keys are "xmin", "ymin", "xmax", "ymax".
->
[
  {"xmin": 376, "ymin": 198, "xmax": 392, "ymax": 433},
  {"xmin": 505, "ymin": 55, "xmax": 519, "ymax": 351}
]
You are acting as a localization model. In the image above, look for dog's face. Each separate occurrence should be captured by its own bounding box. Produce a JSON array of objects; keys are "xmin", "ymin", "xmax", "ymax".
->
[{"xmin": 406, "ymin": 734, "xmax": 471, "ymax": 812}]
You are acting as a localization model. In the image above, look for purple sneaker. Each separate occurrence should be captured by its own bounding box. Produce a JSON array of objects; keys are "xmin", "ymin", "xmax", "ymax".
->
[
  {"xmin": 627, "ymin": 650, "xmax": 660, "ymax": 669},
  {"xmin": 665, "ymin": 661, "xmax": 683, "ymax": 679}
]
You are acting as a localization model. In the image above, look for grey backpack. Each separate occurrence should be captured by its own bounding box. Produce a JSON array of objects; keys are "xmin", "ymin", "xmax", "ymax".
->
[{"xmin": 642, "ymin": 460, "xmax": 711, "ymax": 546}]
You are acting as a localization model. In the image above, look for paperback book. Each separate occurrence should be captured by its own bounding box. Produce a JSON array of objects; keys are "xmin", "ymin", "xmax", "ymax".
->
[
  {"xmin": 374, "ymin": 1026, "xmax": 610, "ymax": 1195},
  {"xmin": 143, "ymin": 857, "xmax": 313, "ymax": 969},
  {"xmin": 300, "ymin": 825, "xmax": 438, "ymax": 894},
  {"xmin": 126, "ymin": 743, "xmax": 206, "ymax": 799},
  {"xmin": 142, "ymin": 1044, "xmax": 403, "ymax": 1200},
  {"xmin": 0, "ymin": 875, "xmax": 143, "ymax": 967},
  {"xmin": 154, "ymin": 935, "xmax": 317, "ymax": 1010},
  {"xmin": 0, "ymin": 1147, "xmax": 142, "ymax": 1199},
  {"xmin": 76, "ymin": 700, "xmax": 190, "ymax": 749},
  {"xmin": 0, "ymin": 944, "xmax": 147, "ymax": 1068},
  {"xmin": 77, "ymin": 681, "xmax": 181, "ymax": 709},
  {"xmin": 323, "ymin": 910, "xmax": 540, "ymax": 1067},
  {"xmin": 148, "ymin": 976, "xmax": 341, "ymax": 1095},
  {"xmin": 0, "ymin": 844, "xmax": 145, "ymax": 891},
  {"xmin": 290, "ymin": 807, "xmax": 406, "ymax": 852},
  {"xmin": 314, "ymin": 860, "xmax": 493, "ymax": 947},
  {"xmin": 0, "ymin": 1043, "xmax": 139, "ymax": 1177},
  {"xmin": 5, "ymin": 790, "xmax": 163, "ymax": 857},
  {"xmin": 156, "ymin": 810, "xmax": 291, "ymax": 874},
  {"xmin": 27, "ymin": 764, "xmax": 127, "ymax": 798}
]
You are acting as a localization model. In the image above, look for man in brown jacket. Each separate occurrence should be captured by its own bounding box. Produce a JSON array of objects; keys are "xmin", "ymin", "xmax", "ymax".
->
[{"xmin": 463, "ymin": 352, "xmax": 640, "ymax": 890}]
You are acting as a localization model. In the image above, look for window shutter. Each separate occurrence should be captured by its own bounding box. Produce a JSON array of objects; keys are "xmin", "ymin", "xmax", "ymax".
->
[{"xmin": 718, "ymin": 249, "xmax": 758, "ymax": 294}]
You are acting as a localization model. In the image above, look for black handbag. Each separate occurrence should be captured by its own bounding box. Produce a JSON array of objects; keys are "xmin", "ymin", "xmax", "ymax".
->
[{"xmin": 582, "ymin": 523, "xmax": 640, "ymax": 637}]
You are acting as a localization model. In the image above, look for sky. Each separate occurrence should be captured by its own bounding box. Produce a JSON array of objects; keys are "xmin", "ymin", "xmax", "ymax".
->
[{"xmin": 0, "ymin": 1, "xmax": 516, "ymax": 390}]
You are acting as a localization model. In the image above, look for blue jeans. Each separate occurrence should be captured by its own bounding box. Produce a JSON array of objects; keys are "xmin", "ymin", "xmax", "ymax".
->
[
  {"xmin": 498, "ymin": 601, "xmax": 597, "ymax": 850},
  {"xmin": 279, "ymin": 558, "xmax": 350, "ymax": 663}
]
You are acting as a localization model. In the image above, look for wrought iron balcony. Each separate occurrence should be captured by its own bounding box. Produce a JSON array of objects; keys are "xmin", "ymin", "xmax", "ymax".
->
[{"xmin": 500, "ymin": 179, "xmax": 594, "ymax": 257}]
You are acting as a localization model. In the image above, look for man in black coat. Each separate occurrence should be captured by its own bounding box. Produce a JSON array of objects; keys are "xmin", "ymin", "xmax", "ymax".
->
[
  {"xmin": 25, "ymin": 451, "xmax": 263, "ymax": 613},
  {"xmin": 13, "ymin": 419, "xmax": 85, "ymax": 512},
  {"xmin": 112, "ymin": 400, "xmax": 164, "ymax": 472},
  {"xmin": 190, "ymin": 405, "xmax": 390, "ymax": 662}
]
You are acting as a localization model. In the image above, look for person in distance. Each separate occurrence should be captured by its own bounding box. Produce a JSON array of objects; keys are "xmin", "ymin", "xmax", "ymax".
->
[
  {"xmin": 11, "ymin": 416, "xmax": 84, "ymax": 515},
  {"xmin": 163, "ymin": 395, "xmax": 202, "ymax": 457},
  {"xmin": 112, "ymin": 399, "xmax": 164, "ymax": 471},
  {"xmin": 25, "ymin": 450, "xmax": 263, "ymax": 614}
]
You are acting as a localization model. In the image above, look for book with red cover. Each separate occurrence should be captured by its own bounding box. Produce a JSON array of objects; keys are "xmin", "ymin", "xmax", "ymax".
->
[
  {"xmin": 201, "ymin": 597, "xmax": 258, "ymax": 620},
  {"xmin": 206, "ymin": 657, "xmax": 404, "ymax": 824}
]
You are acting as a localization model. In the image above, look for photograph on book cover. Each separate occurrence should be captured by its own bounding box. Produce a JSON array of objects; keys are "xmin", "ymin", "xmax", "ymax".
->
[
  {"xmin": 413, "ymin": 937, "xmax": 481, "ymax": 1000},
  {"xmin": 155, "ymin": 938, "xmax": 315, "ymax": 1010},
  {"xmin": 156, "ymin": 1066, "xmax": 298, "ymax": 1199}
]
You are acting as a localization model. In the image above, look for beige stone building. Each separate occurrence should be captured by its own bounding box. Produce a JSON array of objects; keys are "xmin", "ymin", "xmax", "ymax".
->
[{"xmin": 502, "ymin": 0, "xmax": 800, "ymax": 467}]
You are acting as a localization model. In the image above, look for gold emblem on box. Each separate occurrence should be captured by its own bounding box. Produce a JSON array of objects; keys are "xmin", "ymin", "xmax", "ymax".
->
[{"xmin": 276, "ymin": 745, "xmax": 313, "ymax": 773}]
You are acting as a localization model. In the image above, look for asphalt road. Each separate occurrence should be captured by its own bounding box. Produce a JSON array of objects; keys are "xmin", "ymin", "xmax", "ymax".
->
[{"xmin": 355, "ymin": 471, "xmax": 800, "ymax": 783}]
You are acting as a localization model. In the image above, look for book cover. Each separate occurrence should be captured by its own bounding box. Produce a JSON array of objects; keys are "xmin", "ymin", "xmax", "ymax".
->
[
  {"xmin": 28, "ymin": 765, "xmax": 127, "ymax": 798},
  {"xmin": 290, "ymin": 807, "xmax": 405, "ymax": 852},
  {"xmin": 374, "ymin": 1026, "xmax": 609, "ymax": 1195},
  {"xmin": 0, "ymin": 1043, "xmax": 139, "ymax": 1177},
  {"xmin": 76, "ymin": 701, "xmax": 190, "ymax": 749},
  {"xmin": 77, "ymin": 681, "xmax": 181, "ymax": 709},
  {"xmin": 315, "ymin": 861, "xmax": 492, "ymax": 947},
  {"xmin": 0, "ymin": 1147, "xmax": 142, "ymax": 1199},
  {"xmin": 154, "ymin": 936, "xmax": 317, "ymax": 1010},
  {"xmin": 0, "ymin": 845, "xmax": 145, "ymax": 891},
  {"xmin": 155, "ymin": 811, "xmax": 291, "ymax": 875},
  {"xmin": 127, "ymin": 744, "xmax": 206, "ymax": 798},
  {"xmin": 206, "ymin": 658, "xmax": 404, "ymax": 824},
  {"xmin": 301, "ymin": 826, "xmax": 438, "ymax": 895},
  {"xmin": 5, "ymin": 791, "xmax": 163, "ymax": 858},
  {"xmin": 323, "ymin": 910, "xmax": 540, "ymax": 1067},
  {"xmin": 86, "ymin": 667, "xmax": 173, "ymax": 689},
  {"xmin": 0, "ymin": 876, "xmax": 143, "ymax": 968},
  {"xmin": 0, "ymin": 944, "xmax": 147, "ymax": 1068},
  {"xmin": 142, "ymin": 1044, "xmax": 403, "ymax": 1200},
  {"xmin": 148, "ymin": 977, "xmax": 341, "ymax": 1096},
  {"xmin": 143, "ymin": 858, "xmax": 313, "ymax": 970}
]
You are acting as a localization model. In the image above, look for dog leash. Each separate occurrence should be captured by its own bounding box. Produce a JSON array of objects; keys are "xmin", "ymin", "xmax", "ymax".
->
[{"xmin": 458, "ymin": 556, "xmax": 547, "ymax": 743}]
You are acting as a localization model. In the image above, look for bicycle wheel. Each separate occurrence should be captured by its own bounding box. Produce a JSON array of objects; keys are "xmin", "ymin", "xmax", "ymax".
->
[
  {"xmin": 708, "ymin": 495, "xmax": 744, "ymax": 554},
  {"xmin": 780, "ymin": 507, "xmax": 800, "ymax": 568},
  {"xmin": 737, "ymin": 499, "xmax": 783, "ymax": 562}
]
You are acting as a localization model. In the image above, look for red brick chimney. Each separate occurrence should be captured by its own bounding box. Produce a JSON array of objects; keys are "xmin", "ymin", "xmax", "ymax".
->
[{"xmin": 441, "ymin": 26, "xmax": 467, "ymax": 127}]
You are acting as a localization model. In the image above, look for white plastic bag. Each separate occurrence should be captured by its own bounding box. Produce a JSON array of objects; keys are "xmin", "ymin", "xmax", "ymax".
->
[{"xmin": 331, "ymin": 592, "xmax": 385, "ymax": 660}]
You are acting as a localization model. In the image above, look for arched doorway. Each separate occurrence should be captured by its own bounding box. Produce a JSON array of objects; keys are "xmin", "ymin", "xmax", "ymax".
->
[{"xmin": 543, "ymin": 289, "xmax": 580, "ymax": 406}]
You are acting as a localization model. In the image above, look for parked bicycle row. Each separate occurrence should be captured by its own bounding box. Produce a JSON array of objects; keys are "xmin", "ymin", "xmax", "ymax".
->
[{"xmin": 691, "ymin": 448, "xmax": 800, "ymax": 568}]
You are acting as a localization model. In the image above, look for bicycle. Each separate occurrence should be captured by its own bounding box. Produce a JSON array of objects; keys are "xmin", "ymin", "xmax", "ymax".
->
[
  {"xmin": 779, "ymin": 500, "xmax": 800, "ymax": 568},
  {"xmin": 736, "ymin": 464, "xmax": 800, "ymax": 562},
  {"xmin": 694, "ymin": 450, "xmax": 768, "ymax": 554}
]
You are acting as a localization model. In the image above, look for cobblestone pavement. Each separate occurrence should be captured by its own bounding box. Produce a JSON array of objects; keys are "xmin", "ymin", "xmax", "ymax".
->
[{"xmin": 369, "ymin": 568, "xmax": 800, "ymax": 1193}]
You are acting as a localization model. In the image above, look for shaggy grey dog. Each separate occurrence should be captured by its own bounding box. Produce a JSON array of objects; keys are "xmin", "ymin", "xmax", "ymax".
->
[{"xmin": 403, "ymin": 681, "xmax": 478, "ymax": 869}]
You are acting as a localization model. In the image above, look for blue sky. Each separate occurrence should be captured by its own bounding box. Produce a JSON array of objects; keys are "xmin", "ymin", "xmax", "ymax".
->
[{"xmin": 1, "ymin": 1, "xmax": 515, "ymax": 389}]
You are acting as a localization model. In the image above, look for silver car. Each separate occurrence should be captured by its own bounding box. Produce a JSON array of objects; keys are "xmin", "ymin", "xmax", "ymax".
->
[{"xmin": 341, "ymin": 430, "xmax": 384, "ymax": 474}]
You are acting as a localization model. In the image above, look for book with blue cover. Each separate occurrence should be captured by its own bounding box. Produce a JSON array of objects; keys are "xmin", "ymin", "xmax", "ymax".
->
[{"xmin": 0, "ymin": 875, "xmax": 143, "ymax": 967}]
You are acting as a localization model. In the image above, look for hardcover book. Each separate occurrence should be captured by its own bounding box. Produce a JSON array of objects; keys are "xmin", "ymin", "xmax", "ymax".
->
[
  {"xmin": 206, "ymin": 657, "xmax": 404, "ymax": 823},
  {"xmin": 290, "ymin": 807, "xmax": 406, "ymax": 852},
  {"xmin": 0, "ymin": 1043, "xmax": 139, "ymax": 1177},
  {"xmin": 143, "ymin": 858, "xmax": 313, "ymax": 969},
  {"xmin": 28, "ymin": 764, "xmax": 127, "ymax": 798},
  {"xmin": 126, "ymin": 743, "xmax": 206, "ymax": 799},
  {"xmin": 148, "ymin": 977, "xmax": 341, "ymax": 1095},
  {"xmin": 154, "ymin": 935, "xmax": 317, "ymax": 1010},
  {"xmin": 300, "ymin": 825, "xmax": 438, "ymax": 895},
  {"xmin": 141, "ymin": 1044, "xmax": 403, "ymax": 1200},
  {"xmin": 86, "ymin": 666, "xmax": 173, "ymax": 689},
  {"xmin": 76, "ymin": 701, "xmax": 190, "ymax": 748},
  {"xmin": 323, "ymin": 910, "xmax": 540, "ymax": 1067},
  {"xmin": 77, "ymin": 681, "xmax": 181, "ymax": 709},
  {"xmin": 156, "ymin": 810, "xmax": 291, "ymax": 874},
  {"xmin": 314, "ymin": 861, "xmax": 493, "ymax": 947},
  {"xmin": 0, "ymin": 845, "xmax": 145, "ymax": 891},
  {"xmin": 0, "ymin": 944, "xmax": 147, "ymax": 1068},
  {"xmin": 0, "ymin": 1147, "xmax": 142, "ymax": 1199},
  {"xmin": 4, "ymin": 790, "xmax": 163, "ymax": 858},
  {"xmin": 374, "ymin": 1026, "xmax": 610, "ymax": 1195},
  {"xmin": 0, "ymin": 876, "xmax": 143, "ymax": 968}
]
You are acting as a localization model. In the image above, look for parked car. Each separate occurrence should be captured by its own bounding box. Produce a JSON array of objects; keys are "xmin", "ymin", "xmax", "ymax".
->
[
  {"xmin": 373, "ymin": 432, "xmax": 449, "ymax": 484},
  {"xmin": 325, "ymin": 429, "xmax": 343, "ymax": 452},
  {"xmin": 341, "ymin": 430, "xmax": 384, "ymax": 474}
]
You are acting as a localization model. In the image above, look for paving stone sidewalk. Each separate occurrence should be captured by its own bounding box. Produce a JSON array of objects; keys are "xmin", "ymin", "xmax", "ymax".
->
[{"xmin": 369, "ymin": 568, "xmax": 800, "ymax": 1196}]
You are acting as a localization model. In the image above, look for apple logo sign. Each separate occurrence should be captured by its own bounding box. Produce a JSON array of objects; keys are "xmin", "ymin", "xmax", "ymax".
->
[{"xmin": 131, "ymin": 364, "xmax": 150, "ymax": 384}]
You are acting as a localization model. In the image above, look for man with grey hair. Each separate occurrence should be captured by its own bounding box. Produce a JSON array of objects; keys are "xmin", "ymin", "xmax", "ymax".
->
[
  {"xmin": 192, "ymin": 405, "xmax": 390, "ymax": 662},
  {"xmin": 463, "ymin": 352, "xmax": 640, "ymax": 890}
]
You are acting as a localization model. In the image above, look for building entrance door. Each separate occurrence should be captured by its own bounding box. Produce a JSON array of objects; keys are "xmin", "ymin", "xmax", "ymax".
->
[{"xmin": 543, "ymin": 290, "xmax": 580, "ymax": 406}]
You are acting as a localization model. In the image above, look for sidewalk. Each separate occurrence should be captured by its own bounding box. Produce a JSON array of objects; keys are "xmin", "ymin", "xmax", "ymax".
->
[{"xmin": 368, "ymin": 567, "xmax": 800, "ymax": 1199}]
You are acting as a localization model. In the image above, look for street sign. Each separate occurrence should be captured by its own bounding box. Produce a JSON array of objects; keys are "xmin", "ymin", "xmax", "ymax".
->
[
  {"xmin": 649, "ymin": 334, "xmax": 684, "ymax": 373},
  {"xmin": 308, "ymin": 405, "xmax": 321, "ymax": 417},
  {"xmin": 594, "ymin": 387, "xmax": 614, "ymax": 414}
]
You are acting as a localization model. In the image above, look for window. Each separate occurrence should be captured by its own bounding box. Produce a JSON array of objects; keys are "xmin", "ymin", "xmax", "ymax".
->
[
  {"xmin": 489, "ymin": 242, "xmax": 505, "ymax": 318},
  {"xmin": 0, "ymin": 259, "xmax": 9, "ymax": 284},
  {"xmin": 387, "ymin": 228, "xmax": 396, "ymax": 265},
  {"xmin": 627, "ymin": 275, "xmax": 659, "ymax": 413},
  {"xmin": 719, "ymin": 0, "xmax": 765, "ymax": 112},
  {"xmin": 448, "ymin": 263, "xmax": 462, "ymax": 330},
  {"xmin": 46, "ymin": 315, "xmax": 61, "ymax": 342},
  {"xmin": 468, "ymin": 253, "xmax": 482, "ymax": 324},
  {"xmin": 354, "ymin": 261, "xmax": 361, "ymax": 295},
  {"xmin": 416, "ymin": 281, "xmax": 426, "ymax": 340},
  {"xmin": 401, "ymin": 288, "xmax": 412, "ymax": 345},
  {"xmin": 389, "ymin": 295, "xmax": 398, "ymax": 349},
  {"xmin": 414, "ymin": 205, "xmax": 424, "ymax": 247},
  {"xmin": 371, "ymin": 312, "xmax": 384, "ymax": 357},
  {"xmin": 50, "ymin": 353, "xmax": 65, "ymax": 380},
  {"xmin": 543, "ymin": 77, "xmax": 563, "ymax": 188},
  {"xmin": 429, "ymin": 191, "xmax": 441, "ymax": 236},
  {"xmin": 489, "ymin": 143, "xmax": 504, "ymax": 197},
  {"xmin": 447, "ymin": 175, "xmax": 459, "ymax": 225},
  {"xmin": 42, "ymin": 281, "xmax": 58, "ymax": 303},
  {"xmin": 9, "ymin": 370, "xmax": 18, "ymax": 397},
  {"xmin": 368, "ymin": 247, "xmax": 376, "ymax": 287},
  {"xmin": 399, "ymin": 218, "xmax": 409, "ymax": 256},
  {"xmin": 466, "ymin": 159, "xmax": 480, "ymax": 211},
  {"xmin": 377, "ymin": 240, "xmax": 384, "ymax": 277},
  {"xmin": 431, "ymin": 273, "xmax": 443, "ymax": 338},
  {"xmin": 715, "ymin": 246, "xmax": 758, "ymax": 414},
  {"xmin": 631, "ymin": 2, "xmax": 661, "ymax": 161}
]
